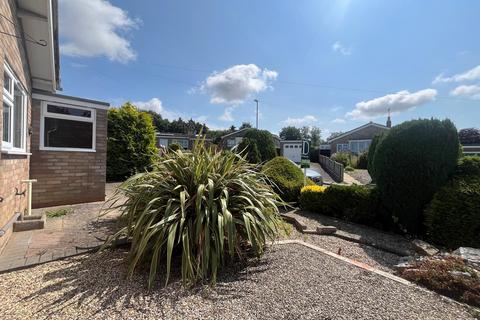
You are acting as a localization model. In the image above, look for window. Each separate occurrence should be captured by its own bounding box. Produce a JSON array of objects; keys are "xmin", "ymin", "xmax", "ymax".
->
[
  {"xmin": 348, "ymin": 140, "xmax": 372, "ymax": 154},
  {"xmin": 336, "ymin": 143, "xmax": 349, "ymax": 152},
  {"xmin": 2, "ymin": 63, "xmax": 27, "ymax": 152},
  {"xmin": 172, "ymin": 138, "xmax": 189, "ymax": 149},
  {"xmin": 227, "ymin": 139, "xmax": 236, "ymax": 148},
  {"xmin": 41, "ymin": 102, "xmax": 96, "ymax": 152}
]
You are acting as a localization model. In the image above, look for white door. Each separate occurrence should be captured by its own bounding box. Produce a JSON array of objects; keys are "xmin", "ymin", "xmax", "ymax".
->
[{"xmin": 283, "ymin": 144, "xmax": 301, "ymax": 163}]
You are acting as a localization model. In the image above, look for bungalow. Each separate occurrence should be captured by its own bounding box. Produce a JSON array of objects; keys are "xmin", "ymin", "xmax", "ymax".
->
[
  {"xmin": 220, "ymin": 128, "xmax": 281, "ymax": 150},
  {"xmin": 156, "ymin": 132, "xmax": 212, "ymax": 150},
  {"xmin": 321, "ymin": 117, "xmax": 391, "ymax": 157},
  {"xmin": 0, "ymin": 0, "xmax": 108, "ymax": 247}
]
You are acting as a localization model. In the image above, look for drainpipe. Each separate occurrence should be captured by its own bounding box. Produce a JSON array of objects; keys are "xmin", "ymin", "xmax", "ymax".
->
[{"xmin": 21, "ymin": 179, "xmax": 37, "ymax": 216}]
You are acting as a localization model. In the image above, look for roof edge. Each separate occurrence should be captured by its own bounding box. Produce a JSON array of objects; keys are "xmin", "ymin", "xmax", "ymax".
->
[{"xmin": 327, "ymin": 122, "xmax": 389, "ymax": 143}]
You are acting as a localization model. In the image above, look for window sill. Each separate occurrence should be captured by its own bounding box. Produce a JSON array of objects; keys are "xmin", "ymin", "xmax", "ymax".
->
[
  {"xmin": 1, "ymin": 149, "xmax": 32, "ymax": 156},
  {"xmin": 39, "ymin": 147, "xmax": 96, "ymax": 153}
]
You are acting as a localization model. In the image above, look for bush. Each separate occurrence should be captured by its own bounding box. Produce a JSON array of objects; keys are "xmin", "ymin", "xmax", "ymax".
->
[
  {"xmin": 425, "ymin": 174, "xmax": 480, "ymax": 249},
  {"xmin": 345, "ymin": 165, "xmax": 354, "ymax": 172},
  {"xmin": 262, "ymin": 156, "xmax": 305, "ymax": 202},
  {"xmin": 373, "ymin": 119, "xmax": 460, "ymax": 234},
  {"xmin": 107, "ymin": 103, "xmax": 158, "ymax": 182},
  {"xmin": 356, "ymin": 151, "xmax": 368, "ymax": 169},
  {"xmin": 300, "ymin": 184, "xmax": 378, "ymax": 226},
  {"xmin": 244, "ymin": 129, "xmax": 277, "ymax": 162},
  {"xmin": 331, "ymin": 152, "xmax": 350, "ymax": 167},
  {"xmin": 456, "ymin": 156, "xmax": 480, "ymax": 177},
  {"xmin": 168, "ymin": 142, "xmax": 182, "ymax": 152},
  {"xmin": 367, "ymin": 133, "xmax": 384, "ymax": 180},
  {"xmin": 107, "ymin": 141, "xmax": 282, "ymax": 288},
  {"xmin": 237, "ymin": 137, "xmax": 261, "ymax": 163}
]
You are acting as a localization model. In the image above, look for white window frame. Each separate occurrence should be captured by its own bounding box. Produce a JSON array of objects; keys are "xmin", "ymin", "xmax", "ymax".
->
[
  {"xmin": 2, "ymin": 63, "xmax": 27, "ymax": 154},
  {"xmin": 336, "ymin": 143, "xmax": 349, "ymax": 152},
  {"xmin": 40, "ymin": 101, "xmax": 96, "ymax": 152},
  {"xmin": 348, "ymin": 139, "xmax": 372, "ymax": 154}
]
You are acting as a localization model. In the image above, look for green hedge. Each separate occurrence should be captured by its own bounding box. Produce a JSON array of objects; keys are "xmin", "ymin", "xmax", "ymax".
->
[
  {"xmin": 356, "ymin": 151, "xmax": 368, "ymax": 169},
  {"xmin": 244, "ymin": 129, "xmax": 276, "ymax": 162},
  {"xmin": 237, "ymin": 137, "xmax": 261, "ymax": 163},
  {"xmin": 262, "ymin": 156, "xmax": 304, "ymax": 202},
  {"xmin": 107, "ymin": 103, "xmax": 158, "ymax": 182},
  {"xmin": 372, "ymin": 119, "xmax": 459, "ymax": 234},
  {"xmin": 424, "ymin": 176, "xmax": 480, "ymax": 249},
  {"xmin": 300, "ymin": 185, "xmax": 379, "ymax": 226},
  {"xmin": 424, "ymin": 156, "xmax": 480, "ymax": 248}
]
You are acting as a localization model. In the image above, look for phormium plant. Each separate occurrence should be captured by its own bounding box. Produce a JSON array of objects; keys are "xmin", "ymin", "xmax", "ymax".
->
[{"xmin": 106, "ymin": 139, "xmax": 283, "ymax": 288}]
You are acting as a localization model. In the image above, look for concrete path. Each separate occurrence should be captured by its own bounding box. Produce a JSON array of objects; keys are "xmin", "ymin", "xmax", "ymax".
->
[
  {"xmin": 0, "ymin": 183, "xmax": 122, "ymax": 273},
  {"xmin": 310, "ymin": 162, "xmax": 362, "ymax": 185}
]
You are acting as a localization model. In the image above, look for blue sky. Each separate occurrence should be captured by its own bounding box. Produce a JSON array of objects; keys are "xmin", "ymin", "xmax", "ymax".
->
[{"xmin": 58, "ymin": 0, "xmax": 480, "ymax": 138}]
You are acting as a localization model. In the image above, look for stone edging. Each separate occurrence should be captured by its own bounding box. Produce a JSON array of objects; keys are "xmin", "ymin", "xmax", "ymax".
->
[
  {"xmin": 273, "ymin": 239, "xmax": 479, "ymax": 314},
  {"xmin": 281, "ymin": 212, "xmax": 411, "ymax": 256}
]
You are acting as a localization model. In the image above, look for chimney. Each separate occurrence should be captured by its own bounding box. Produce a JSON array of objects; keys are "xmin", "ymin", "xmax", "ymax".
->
[{"xmin": 386, "ymin": 108, "xmax": 392, "ymax": 128}]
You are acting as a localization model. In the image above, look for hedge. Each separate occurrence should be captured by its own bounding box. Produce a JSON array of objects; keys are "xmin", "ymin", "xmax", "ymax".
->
[
  {"xmin": 300, "ymin": 184, "xmax": 379, "ymax": 226},
  {"xmin": 424, "ymin": 156, "xmax": 480, "ymax": 248},
  {"xmin": 372, "ymin": 119, "xmax": 459, "ymax": 234},
  {"xmin": 262, "ymin": 156, "xmax": 305, "ymax": 202},
  {"xmin": 107, "ymin": 103, "xmax": 158, "ymax": 181},
  {"xmin": 237, "ymin": 137, "xmax": 261, "ymax": 163},
  {"xmin": 244, "ymin": 129, "xmax": 276, "ymax": 162}
]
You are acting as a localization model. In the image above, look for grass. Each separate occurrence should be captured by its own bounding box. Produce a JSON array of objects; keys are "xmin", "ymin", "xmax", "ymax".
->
[{"xmin": 46, "ymin": 207, "xmax": 74, "ymax": 218}]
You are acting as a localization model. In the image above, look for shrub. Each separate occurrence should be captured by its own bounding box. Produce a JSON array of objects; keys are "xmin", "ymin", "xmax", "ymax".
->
[
  {"xmin": 424, "ymin": 175, "xmax": 480, "ymax": 249},
  {"xmin": 345, "ymin": 165, "xmax": 354, "ymax": 172},
  {"xmin": 237, "ymin": 137, "xmax": 261, "ymax": 164},
  {"xmin": 456, "ymin": 156, "xmax": 480, "ymax": 177},
  {"xmin": 331, "ymin": 152, "xmax": 350, "ymax": 167},
  {"xmin": 244, "ymin": 129, "xmax": 277, "ymax": 162},
  {"xmin": 399, "ymin": 256, "xmax": 480, "ymax": 307},
  {"xmin": 107, "ymin": 103, "xmax": 158, "ymax": 182},
  {"xmin": 356, "ymin": 151, "xmax": 368, "ymax": 169},
  {"xmin": 262, "ymin": 156, "xmax": 305, "ymax": 202},
  {"xmin": 367, "ymin": 133, "xmax": 384, "ymax": 180},
  {"xmin": 106, "ymin": 141, "xmax": 282, "ymax": 288},
  {"xmin": 168, "ymin": 143, "xmax": 182, "ymax": 152},
  {"xmin": 373, "ymin": 119, "xmax": 460, "ymax": 234},
  {"xmin": 300, "ymin": 184, "xmax": 378, "ymax": 226}
]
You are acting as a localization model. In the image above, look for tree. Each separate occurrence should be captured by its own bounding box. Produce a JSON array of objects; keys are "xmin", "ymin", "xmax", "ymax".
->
[
  {"xmin": 107, "ymin": 103, "xmax": 158, "ymax": 181},
  {"xmin": 301, "ymin": 126, "xmax": 311, "ymax": 140},
  {"xmin": 327, "ymin": 131, "xmax": 344, "ymax": 141},
  {"xmin": 373, "ymin": 119, "xmax": 459, "ymax": 234},
  {"xmin": 239, "ymin": 122, "xmax": 252, "ymax": 130},
  {"xmin": 310, "ymin": 126, "xmax": 321, "ymax": 147},
  {"xmin": 244, "ymin": 129, "xmax": 276, "ymax": 162},
  {"xmin": 279, "ymin": 126, "xmax": 302, "ymax": 140},
  {"xmin": 458, "ymin": 128, "xmax": 480, "ymax": 145},
  {"xmin": 237, "ymin": 137, "xmax": 261, "ymax": 163},
  {"xmin": 229, "ymin": 125, "xmax": 236, "ymax": 132}
]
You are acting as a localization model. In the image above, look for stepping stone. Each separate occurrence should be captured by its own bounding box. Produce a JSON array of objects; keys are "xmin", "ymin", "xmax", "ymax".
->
[
  {"xmin": 412, "ymin": 239, "xmax": 439, "ymax": 256},
  {"xmin": 316, "ymin": 226, "xmax": 337, "ymax": 235}
]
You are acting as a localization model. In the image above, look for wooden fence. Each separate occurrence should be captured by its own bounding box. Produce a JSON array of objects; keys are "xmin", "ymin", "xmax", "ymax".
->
[{"xmin": 319, "ymin": 155, "xmax": 344, "ymax": 182}]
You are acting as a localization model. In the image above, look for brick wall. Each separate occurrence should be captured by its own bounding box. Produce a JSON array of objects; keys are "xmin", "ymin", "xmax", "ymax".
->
[
  {"xmin": 0, "ymin": 0, "xmax": 32, "ymax": 234},
  {"xmin": 30, "ymin": 101, "xmax": 107, "ymax": 208},
  {"xmin": 331, "ymin": 125, "xmax": 389, "ymax": 153}
]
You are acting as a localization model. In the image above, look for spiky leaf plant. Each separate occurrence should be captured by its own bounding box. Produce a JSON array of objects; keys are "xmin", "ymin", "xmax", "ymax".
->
[{"xmin": 106, "ymin": 140, "xmax": 283, "ymax": 288}]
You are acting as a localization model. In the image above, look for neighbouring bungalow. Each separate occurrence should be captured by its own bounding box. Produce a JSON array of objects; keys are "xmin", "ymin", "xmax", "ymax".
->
[
  {"xmin": 156, "ymin": 132, "xmax": 212, "ymax": 150},
  {"xmin": 321, "ymin": 117, "xmax": 391, "ymax": 157},
  {"xmin": 0, "ymin": 0, "xmax": 108, "ymax": 248},
  {"xmin": 220, "ymin": 128, "xmax": 281, "ymax": 151},
  {"xmin": 462, "ymin": 144, "xmax": 480, "ymax": 156}
]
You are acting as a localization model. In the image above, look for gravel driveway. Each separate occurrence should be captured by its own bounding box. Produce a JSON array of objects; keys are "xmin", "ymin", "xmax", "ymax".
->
[{"xmin": 0, "ymin": 244, "xmax": 475, "ymax": 319}]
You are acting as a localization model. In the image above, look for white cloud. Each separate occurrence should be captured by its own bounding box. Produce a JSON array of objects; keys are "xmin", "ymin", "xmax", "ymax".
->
[
  {"xmin": 346, "ymin": 89, "xmax": 437, "ymax": 120},
  {"xmin": 433, "ymin": 65, "xmax": 480, "ymax": 84},
  {"xmin": 450, "ymin": 84, "xmax": 480, "ymax": 99},
  {"xmin": 133, "ymin": 98, "xmax": 178, "ymax": 120},
  {"xmin": 332, "ymin": 41, "xmax": 352, "ymax": 56},
  {"xmin": 281, "ymin": 115, "xmax": 318, "ymax": 126},
  {"xmin": 200, "ymin": 64, "xmax": 278, "ymax": 105},
  {"xmin": 332, "ymin": 118, "xmax": 346, "ymax": 124},
  {"xmin": 59, "ymin": 0, "xmax": 139, "ymax": 63}
]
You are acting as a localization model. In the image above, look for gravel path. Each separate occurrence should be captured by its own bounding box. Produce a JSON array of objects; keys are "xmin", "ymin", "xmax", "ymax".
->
[
  {"xmin": 346, "ymin": 169, "xmax": 372, "ymax": 185},
  {"xmin": 0, "ymin": 244, "xmax": 475, "ymax": 319},
  {"xmin": 282, "ymin": 210, "xmax": 414, "ymax": 272}
]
